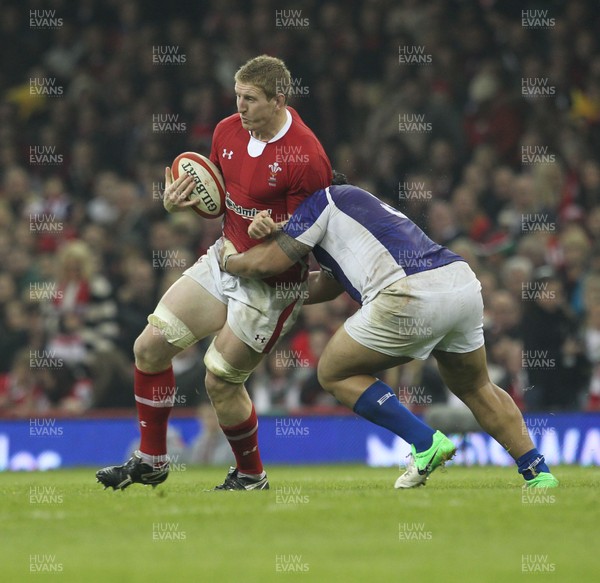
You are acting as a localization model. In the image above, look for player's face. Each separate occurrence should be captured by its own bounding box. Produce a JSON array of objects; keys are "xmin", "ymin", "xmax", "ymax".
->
[{"xmin": 235, "ymin": 82, "xmax": 280, "ymax": 134}]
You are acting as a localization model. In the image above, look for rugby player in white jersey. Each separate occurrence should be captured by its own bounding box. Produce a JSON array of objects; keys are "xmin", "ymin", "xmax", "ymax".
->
[{"xmin": 218, "ymin": 175, "xmax": 558, "ymax": 488}]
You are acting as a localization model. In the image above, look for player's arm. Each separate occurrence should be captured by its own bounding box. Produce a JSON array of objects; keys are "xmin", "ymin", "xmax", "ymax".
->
[
  {"xmin": 220, "ymin": 232, "xmax": 312, "ymax": 278},
  {"xmin": 305, "ymin": 270, "xmax": 344, "ymax": 305}
]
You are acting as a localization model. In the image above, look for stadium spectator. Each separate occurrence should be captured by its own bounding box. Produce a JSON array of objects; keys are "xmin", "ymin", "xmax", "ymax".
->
[
  {"xmin": 486, "ymin": 166, "xmax": 516, "ymax": 222},
  {"xmin": 486, "ymin": 289, "xmax": 522, "ymax": 345},
  {"xmin": 44, "ymin": 240, "xmax": 129, "ymax": 406},
  {"xmin": 0, "ymin": 300, "xmax": 31, "ymax": 375},
  {"xmin": 426, "ymin": 200, "xmax": 462, "ymax": 246},
  {"xmin": 557, "ymin": 224, "xmax": 592, "ymax": 314},
  {"xmin": 520, "ymin": 274, "xmax": 590, "ymax": 410},
  {"xmin": 450, "ymin": 184, "xmax": 493, "ymax": 243},
  {"xmin": 500, "ymin": 256, "xmax": 534, "ymax": 301},
  {"xmin": 0, "ymin": 350, "xmax": 41, "ymax": 416},
  {"xmin": 247, "ymin": 347, "xmax": 304, "ymax": 413},
  {"xmin": 0, "ymin": 348, "xmax": 92, "ymax": 417},
  {"xmin": 115, "ymin": 258, "xmax": 159, "ymax": 355}
]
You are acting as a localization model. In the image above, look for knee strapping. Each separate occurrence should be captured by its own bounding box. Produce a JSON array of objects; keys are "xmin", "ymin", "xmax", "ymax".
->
[
  {"xmin": 204, "ymin": 339, "xmax": 253, "ymax": 384},
  {"xmin": 147, "ymin": 302, "xmax": 197, "ymax": 349}
]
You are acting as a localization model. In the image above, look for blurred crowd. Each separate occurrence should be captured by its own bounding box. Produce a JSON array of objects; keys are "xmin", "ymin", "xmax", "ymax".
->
[{"xmin": 1, "ymin": 0, "xmax": 599, "ymax": 418}]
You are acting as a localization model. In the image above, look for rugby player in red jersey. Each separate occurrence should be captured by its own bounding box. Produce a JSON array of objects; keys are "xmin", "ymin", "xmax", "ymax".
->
[{"xmin": 97, "ymin": 55, "xmax": 331, "ymax": 491}]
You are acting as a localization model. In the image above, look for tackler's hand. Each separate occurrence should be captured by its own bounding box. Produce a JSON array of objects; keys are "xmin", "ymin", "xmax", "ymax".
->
[
  {"xmin": 248, "ymin": 210, "xmax": 277, "ymax": 240},
  {"xmin": 216, "ymin": 237, "xmax": 239, "ymax": 272}
]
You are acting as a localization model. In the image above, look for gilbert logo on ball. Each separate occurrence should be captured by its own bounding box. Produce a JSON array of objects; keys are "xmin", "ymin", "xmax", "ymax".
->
[{"xmin": 171, "ymin": 152, "xmax": 226, "ymax": 218}]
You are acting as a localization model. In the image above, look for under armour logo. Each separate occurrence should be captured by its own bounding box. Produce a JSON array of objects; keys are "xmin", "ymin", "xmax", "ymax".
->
[
  {"xmin": 242, "ymin": 445, "xmax": 258, "ymax": 456},
  {"xmin": 222, "ymin": 149, "xmax": 233, "ymax": 159},
  {"xmin": 140, "ymin": 420, "xmax": 147, "ymax": 427},
  {"xmin": 255, "ymin": 334, "xmax": 266, "ymax": 343}
]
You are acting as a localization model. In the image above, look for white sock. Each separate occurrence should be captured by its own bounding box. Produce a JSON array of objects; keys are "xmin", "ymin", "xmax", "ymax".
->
[
  {"xmin": 238, "ymin": 470, "xmax": 266, "ymax": 480},
  {"xmin": 138, "ymin": 451, "xmax": 169, "ymax": 469}
]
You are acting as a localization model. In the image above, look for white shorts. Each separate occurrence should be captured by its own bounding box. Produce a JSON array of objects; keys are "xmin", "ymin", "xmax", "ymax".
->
[
  {"xmin": 344, "ymin": 261, "xmax": 484, "ymax": 359},
  {"xmin": 183, "ymin": 244, "xmax": 305, "ymax": 353}
]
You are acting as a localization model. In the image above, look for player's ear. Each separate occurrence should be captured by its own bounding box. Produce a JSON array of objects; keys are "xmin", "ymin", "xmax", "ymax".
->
[{"xmin": 274, "ymin": 92, "xmax": 287, "ymax": 110}]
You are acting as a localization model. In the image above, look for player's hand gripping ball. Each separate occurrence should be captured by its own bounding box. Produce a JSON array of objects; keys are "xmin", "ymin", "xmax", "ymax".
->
[{"xmin": 166, "ymin": 152, "xmax": 226, "ymax": 218}]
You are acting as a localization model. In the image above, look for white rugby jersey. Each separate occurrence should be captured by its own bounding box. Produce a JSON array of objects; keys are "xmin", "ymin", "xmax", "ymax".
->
[{"xmin": 282, "ymin": 185, "xmax": 463, "ymax": 305}]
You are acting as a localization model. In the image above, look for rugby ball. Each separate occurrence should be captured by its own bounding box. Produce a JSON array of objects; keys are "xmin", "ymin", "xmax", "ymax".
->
[{"xmin": 171, "ymin": 152, "xmax": 226, "ymax": 218}]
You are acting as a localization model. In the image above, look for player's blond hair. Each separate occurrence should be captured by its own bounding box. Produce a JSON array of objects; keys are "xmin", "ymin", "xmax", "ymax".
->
[{"xmin": 234, "ymin": 55, "xmax": 291, "ymax": 102}]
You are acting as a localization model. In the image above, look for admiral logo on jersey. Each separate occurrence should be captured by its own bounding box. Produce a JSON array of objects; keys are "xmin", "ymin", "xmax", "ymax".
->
[{"xmin": 225, "ymin": 193, "xmax": 272, "ymax": 221}]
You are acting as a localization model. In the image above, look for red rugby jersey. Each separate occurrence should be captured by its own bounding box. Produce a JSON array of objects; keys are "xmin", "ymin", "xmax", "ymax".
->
[{"xmin": 209, "ymin": 107, "xmax": 331, "ymax": 284}]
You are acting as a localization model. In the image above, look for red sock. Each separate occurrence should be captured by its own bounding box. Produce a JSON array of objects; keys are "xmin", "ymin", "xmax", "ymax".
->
[
  {"xmin": 220, "ymin": 405, "xmax": 264, "ymax": 475},
  {"xmin": 134, "ymin": 366, "xmax": 175, "ymax": 464}
]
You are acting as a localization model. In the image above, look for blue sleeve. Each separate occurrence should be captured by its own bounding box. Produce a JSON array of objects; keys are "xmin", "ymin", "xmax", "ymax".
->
[{"xmin": 282, "ymin": 188, "xmax": 330, "ymax": 247}]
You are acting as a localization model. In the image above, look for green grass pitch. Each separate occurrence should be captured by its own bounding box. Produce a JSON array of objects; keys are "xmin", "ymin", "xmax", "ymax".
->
[{"xmin": 1, "ymin": 465, "xmax": 597, "ymax": 582}]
